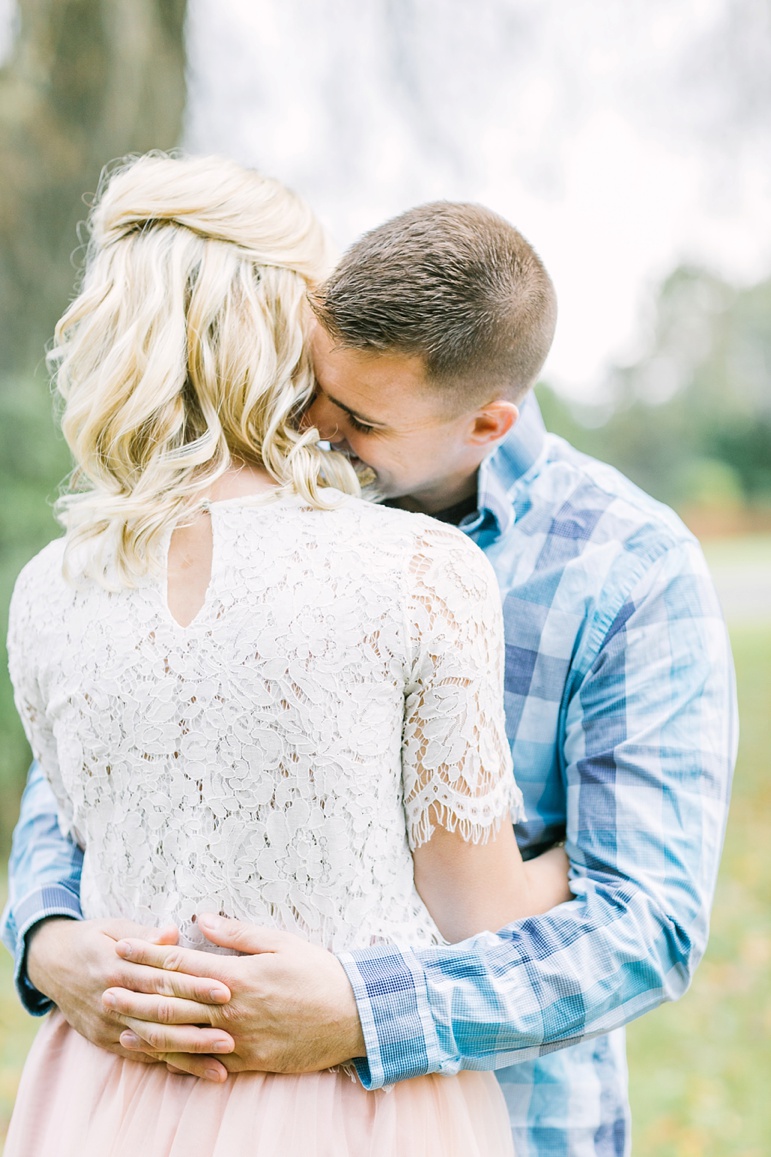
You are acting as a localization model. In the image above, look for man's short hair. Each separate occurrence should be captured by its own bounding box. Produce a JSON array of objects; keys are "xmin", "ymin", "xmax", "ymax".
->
[{"xmin": 312, "ymin": 201, "xmax": 557, "ymax": 405}]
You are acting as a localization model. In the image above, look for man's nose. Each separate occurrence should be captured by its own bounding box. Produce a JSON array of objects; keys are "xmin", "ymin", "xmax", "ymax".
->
[{"xmin": 305, "ymin": 393, "xmax": 341, "ymax": 443}]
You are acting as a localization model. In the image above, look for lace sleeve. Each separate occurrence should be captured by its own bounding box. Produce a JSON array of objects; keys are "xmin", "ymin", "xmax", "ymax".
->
[
  {"xmin": 7, "ymin": 559, "xmax": 81, "ymax": 846},
  {"xmin": 401, "ymin": 523, "xmax": 525, "ymax": 850}
]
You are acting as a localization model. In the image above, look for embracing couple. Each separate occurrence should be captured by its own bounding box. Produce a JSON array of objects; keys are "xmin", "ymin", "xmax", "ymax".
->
[{"xmin": 2, "ymin": 154, "xmax": 736, "ymax": 1156}]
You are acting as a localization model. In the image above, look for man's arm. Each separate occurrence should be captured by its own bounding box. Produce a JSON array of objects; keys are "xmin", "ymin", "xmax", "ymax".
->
[
  {"xmin": 1, "ymin": 761, "xmax": 84, "ymax": 1013},
  {"xmin": 336, "ymin": 538, "xmax": 736, "ymax": 1086}
]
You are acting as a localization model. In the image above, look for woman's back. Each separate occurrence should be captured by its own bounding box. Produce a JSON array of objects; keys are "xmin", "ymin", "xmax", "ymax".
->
[
  {"xmin": 4, "ymin": 153, "xmax": 526, "ymax": 1157},
  {"xmin": 10, "ymin": 492, "xmax": 516, "ymax": 955}
]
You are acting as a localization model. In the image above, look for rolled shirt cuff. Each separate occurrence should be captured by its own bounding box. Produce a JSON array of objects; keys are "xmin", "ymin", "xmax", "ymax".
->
[
  {"xmin": 337, "ymin": 943, "xmax": 450, "ymax": 1089},
  {"xmin": 9, "ymin": 884, "xmax": 83, "ymax": 1015}
]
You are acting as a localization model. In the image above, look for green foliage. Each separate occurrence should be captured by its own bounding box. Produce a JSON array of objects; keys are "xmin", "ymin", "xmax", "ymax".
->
[
  {"xmin": 0, "ymin": 891, "xmax": 39, "ymax": 1142},
  {"xmin": 0, "ymin": 371, "xmax": 71, "ymax": 849},
  {"xmin": 0, "ymin": 0, "xmax": 188, "ymax": 380},
  {"xmin": 536, "ymin": 267, "xmax": 771, "ymax": 512}
]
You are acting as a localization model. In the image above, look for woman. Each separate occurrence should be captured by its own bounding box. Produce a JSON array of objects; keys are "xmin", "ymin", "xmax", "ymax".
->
[{"xmin": 6, "ymin": 154, "xmax": 570, "ymax": 1156}]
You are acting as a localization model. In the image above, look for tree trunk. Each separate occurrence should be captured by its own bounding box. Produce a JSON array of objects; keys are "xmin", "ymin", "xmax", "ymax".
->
[{"xmin": 0, "ymin": 0, "xmax": 188, "ymax": 379}]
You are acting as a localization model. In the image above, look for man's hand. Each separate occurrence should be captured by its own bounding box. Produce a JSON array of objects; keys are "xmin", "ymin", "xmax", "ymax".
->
[
  {"xmin": 26, "ymin": 917, "xmax": 233, "ymax": 1081},
  {"xmin": 106, "ymin": 915, "xmax": 367, "ymax": 1074}
]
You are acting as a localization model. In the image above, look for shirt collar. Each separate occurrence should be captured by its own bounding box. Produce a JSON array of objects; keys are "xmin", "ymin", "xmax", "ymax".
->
[{"xmin": 462, "ymin": 394, "xmax": 547, "ymax": 540}]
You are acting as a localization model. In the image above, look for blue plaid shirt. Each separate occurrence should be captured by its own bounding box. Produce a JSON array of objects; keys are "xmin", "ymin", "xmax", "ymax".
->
[{"xmin": 2, "ymin": 398, "xmax": 736, "ymax": 1156}]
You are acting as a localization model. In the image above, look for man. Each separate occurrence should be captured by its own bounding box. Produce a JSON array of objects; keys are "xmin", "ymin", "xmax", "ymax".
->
[{"xmin": 3, "ymin": 201, "xmax": 736, "ymax": 1155}]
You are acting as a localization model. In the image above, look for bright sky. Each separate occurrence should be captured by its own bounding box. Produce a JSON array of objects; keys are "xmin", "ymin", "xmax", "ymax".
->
[
  {"xmin": 183, "ymin": 0, "xmax": 771, "ymax": 401},
  {"xmin": 0, "ymin": 0, "xmax": 15, "ymax": 62}
]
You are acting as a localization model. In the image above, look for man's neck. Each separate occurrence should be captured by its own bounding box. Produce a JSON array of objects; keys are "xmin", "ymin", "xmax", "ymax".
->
[{"xmin": 390, "ymin": 471, "xmax": 478, "ymax": 516}]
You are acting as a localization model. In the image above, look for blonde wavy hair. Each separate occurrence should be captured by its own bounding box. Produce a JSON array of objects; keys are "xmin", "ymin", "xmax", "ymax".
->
[{"xmin": 51, "ymin": 153, "xmax": 360, "ymax": 586}]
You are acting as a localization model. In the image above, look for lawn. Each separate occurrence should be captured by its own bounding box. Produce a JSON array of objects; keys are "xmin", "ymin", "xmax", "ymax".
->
[
  {"xmin": 1, "ymin": 623, "xmax": 769, "ymax": 1153},
  {"xmin": 0, "ymin": 934, "xmax": 35, "ymax": 1151}
]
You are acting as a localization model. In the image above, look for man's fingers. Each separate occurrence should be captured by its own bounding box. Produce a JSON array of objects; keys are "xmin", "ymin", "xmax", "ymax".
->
[
  {"xmin": 108, "ymin": 959, "xmax": 230, "ymax": 1005},
  {"xmin": 119, "ymin": 1018, "xmax": 235, "ymax": 1056},
  {"xmin": 116, "ymin": 1036, "xmax": 228, "ymax": 1082},
  {"xmin": 116, "ymin": 921, "xmax": 288, "ymax": 979},
  {"xmin": 103, "ymin": 988, "xmax": 225, "ymax": 1028},
  {"xmin": 115, "ymin": 938, "xmax": 236, "ymax": 987},
  {"xmin": 197, "ymin": 913, "xmax": 289, "ymax": 954}
]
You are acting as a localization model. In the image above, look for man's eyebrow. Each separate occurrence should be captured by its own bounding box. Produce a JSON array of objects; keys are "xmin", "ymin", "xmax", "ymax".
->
[{"xmin": 323, "ymin": 391, "xmax": 385, "ymax": 427}]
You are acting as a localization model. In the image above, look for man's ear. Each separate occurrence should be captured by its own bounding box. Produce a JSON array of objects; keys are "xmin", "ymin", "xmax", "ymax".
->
[{"xmin": 468, "ymin": 400, "xmax": 518, "ymax": 447}]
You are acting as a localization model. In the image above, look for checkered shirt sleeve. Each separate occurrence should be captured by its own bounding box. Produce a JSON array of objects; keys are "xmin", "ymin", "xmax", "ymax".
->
[
  {"xmin": 339, "ymin": 533, "xmax": 737, "ymax": 1088},
  {"xmin": 1, "ymin": 760, "xmax": 84, "ymax": 1014}
]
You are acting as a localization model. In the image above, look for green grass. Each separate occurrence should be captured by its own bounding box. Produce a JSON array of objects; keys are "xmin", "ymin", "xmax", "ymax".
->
[
  {"xmin": 1, "ymin": 624, "xmax": 769, "ymax": 1152},
  {"xmin": 0, "ymin": 899, "xmax": 39, "ymax": 1149}
]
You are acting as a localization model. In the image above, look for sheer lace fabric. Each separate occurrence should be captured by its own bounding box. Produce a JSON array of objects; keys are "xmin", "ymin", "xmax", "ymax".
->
[{"xmin": 9, "ymin": 492, "xmax": 523, "ymax": 954}]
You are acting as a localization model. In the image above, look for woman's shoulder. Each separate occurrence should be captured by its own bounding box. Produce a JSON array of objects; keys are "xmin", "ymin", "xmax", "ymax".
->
[
  {"xmin": 8, "ymin": 538, "xmax": 70, "ymax": 651},
  {"xmin": 15, "ymin": 535, "xmax": 67, "ymax": 579},
  {"xmin": 361, "ymin": 500, "xmax": 492, "ymax": 567},
  {"xmin": 11, "ymin": 536, "xmax": 68, "ymax": 605},
  {"xmin": 312, "ymin": 491, "xmax": 476, "ymax": 544},
  {"xmin": 309, "ymin": 492, "xmax": 495, "ymax": 576}
]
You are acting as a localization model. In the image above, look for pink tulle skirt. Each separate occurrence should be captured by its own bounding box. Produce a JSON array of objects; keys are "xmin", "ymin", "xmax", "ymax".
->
[{"xmin": 5, "ymin": 1012, "xmax": 514, "ymax": 1156}]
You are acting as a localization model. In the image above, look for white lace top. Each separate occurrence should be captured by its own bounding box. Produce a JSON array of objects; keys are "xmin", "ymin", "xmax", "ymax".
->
[{"xmin": 8, "ymin": 492, "xmax": 523, "ymax": 953}]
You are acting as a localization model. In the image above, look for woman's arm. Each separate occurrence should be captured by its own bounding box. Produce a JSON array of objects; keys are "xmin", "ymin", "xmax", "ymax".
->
[
  {"xmin": 401, "ymin": 523, "xmax": 570, "ymax": 944},
  {"xmin": 413, "ymin": 824, "xmax": 570, "ymax": 943}
]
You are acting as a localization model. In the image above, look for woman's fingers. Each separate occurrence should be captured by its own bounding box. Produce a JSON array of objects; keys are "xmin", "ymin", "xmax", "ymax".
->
[{"xmin": 163, "ymin": 1055, "xmax": 229, "ymax": 1082}]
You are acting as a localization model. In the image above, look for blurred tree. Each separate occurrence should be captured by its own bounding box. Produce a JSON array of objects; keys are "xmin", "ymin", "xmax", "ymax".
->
[
  {"xmin": 0, "ymin": 0, "xmax": 187, "ymax": 850},
  {"xmin": 0, "ymin": 0, "xmax": 188, "ymax": 379},
  {"xmin": 537, "ymin": 266, "xmax": 771, "ymax": 513}
]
